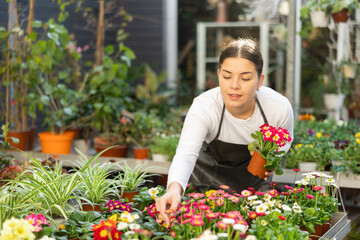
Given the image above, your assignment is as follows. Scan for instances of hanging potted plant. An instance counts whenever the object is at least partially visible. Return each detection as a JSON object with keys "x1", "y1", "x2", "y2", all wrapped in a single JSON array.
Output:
[{"x1": 329, "y1": 0, "x2": 359, "y2": 23}]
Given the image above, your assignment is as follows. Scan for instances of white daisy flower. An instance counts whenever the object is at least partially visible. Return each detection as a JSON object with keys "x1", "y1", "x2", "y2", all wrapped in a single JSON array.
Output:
[
  {"x1": 245, "y1": 235, "x2": 257, "y2": 240},
  {"x1": 256, "y1": 204, "x2": 268, "y2": 213},
  {"x1": 129, "y1": 223, "x2": 141, "y2": 230},
  {"x1": 252, "y1": 200, "x2": 263, "y2": 205},
  {"x1": 117, "y1": 222, "x2": 129, "y2": 231},
  {"x1": 222, "y1": 218, "x2": 235, "y2": 224},
  {"x1": 233, "y1": 224, "x2": 248, "y2": 233},
  {"x1": 217, "y1": 233, "x2": 229, "y2": 237},
  {"x1": 248, "y1": 195, "x2": 258, "y2": 201}
]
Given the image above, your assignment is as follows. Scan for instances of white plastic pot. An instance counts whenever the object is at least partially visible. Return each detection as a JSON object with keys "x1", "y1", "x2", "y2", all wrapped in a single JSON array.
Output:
[{"x1": 299, "y1": 162, "x2": 317, "y2": 172}]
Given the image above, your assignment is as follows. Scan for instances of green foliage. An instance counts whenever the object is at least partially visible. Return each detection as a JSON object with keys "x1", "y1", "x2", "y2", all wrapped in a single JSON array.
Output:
[
  {"x1": 0, "y1": 123, "x2": 15, "y2": 167},
  {"x1": 73, "y1": 147, "x2": 122, "y2": 205},
  {"x1": 127, "y1": 111, "x2": 163, "y2": 148},
  {"x1": 51, "y1": 210, "x2": 103, "y2": 240},
  {"x1": 81, "y1": 43, "x2": 135, "y2": 136},
  {"x1": 117, "y1": 161, "x2": 157, "y2": 193},
  {"x1": 149, "y1": 133, "x2": 179, "y2": 160}
]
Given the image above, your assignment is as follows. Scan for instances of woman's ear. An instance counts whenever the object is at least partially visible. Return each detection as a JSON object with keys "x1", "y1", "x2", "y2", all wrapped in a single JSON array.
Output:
[{"x1": 257, "y1": 74, "x2": 265, "y2": 90}]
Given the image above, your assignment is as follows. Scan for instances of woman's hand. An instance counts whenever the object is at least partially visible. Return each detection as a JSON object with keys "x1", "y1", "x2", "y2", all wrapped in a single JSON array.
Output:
[
  {"x1": 155, "y1": 182, "x2": 182, "y2": 225},
  {"x1": 265, "y1": 169, "x2": 274, "y2": 181}
]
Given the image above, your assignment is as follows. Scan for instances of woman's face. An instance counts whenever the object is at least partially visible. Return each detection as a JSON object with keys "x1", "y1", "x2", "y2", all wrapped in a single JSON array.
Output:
[{"x1": 218, "y1": 57, "x2": 264, "y2": 118}]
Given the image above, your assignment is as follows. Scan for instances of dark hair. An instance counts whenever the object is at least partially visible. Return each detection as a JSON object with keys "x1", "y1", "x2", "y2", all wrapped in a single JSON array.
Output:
[{"x1": 218, "y1": 38, "x2": 263, "y2": 78}]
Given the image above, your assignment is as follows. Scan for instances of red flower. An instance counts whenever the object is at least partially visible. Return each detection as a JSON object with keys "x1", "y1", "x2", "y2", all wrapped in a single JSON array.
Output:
[
  {"x1": 279, "y1": 215, "x2": 286, "y2": 221},
  {"x1": 313, "y1": 186, "x2": 323, "y2": 191},
  {"x1": 248, "y1": 211, "x2": 257, "y2": 220},
  {"x1": 293, "y1": 168, "x2": 300, "y2": 172}
]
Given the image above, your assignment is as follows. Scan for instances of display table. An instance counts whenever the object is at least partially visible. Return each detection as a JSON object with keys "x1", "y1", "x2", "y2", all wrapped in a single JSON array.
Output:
[{"x1": 8, "y1": 150, "x2": 171, "y2": 175}]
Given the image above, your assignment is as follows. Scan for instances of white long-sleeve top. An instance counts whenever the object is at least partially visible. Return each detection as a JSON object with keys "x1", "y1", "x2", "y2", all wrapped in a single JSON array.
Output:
[{"x1": 167, "y1": 86, "x2": 294, "y2": 192}]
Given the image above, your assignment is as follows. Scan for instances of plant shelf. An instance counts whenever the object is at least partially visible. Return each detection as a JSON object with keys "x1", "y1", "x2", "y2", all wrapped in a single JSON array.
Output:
[{"x1": 320, "y1": 212, "x2": 351, "y2": 240}]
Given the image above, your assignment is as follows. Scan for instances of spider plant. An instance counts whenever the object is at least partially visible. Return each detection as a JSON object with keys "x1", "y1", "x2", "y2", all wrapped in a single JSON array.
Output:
[
  {"x1": 0, "y1": 185, "x2": 37, "y2": 230},
  {"x1": 73, "y1": 148, "x2": 123, "y2": 208},
  {"x1": 8, "y1": 148, "x2": 110, "y2": 225},
  {"x1": 117, "y1": 161, "x2": 158, "y2": 195}
]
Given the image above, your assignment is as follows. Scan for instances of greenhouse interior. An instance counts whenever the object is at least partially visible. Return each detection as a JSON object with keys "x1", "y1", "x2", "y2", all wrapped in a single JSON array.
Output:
[{"x1": 1, "y1": 0, "x2": 360, "y2": 239}]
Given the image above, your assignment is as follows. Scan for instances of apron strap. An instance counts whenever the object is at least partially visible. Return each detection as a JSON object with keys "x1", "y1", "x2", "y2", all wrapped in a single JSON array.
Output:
[
  {"x1": 215, "y1": 97, "x2": 268, "y2": 140},
  {"x1": 214, "y1": 104, "x2": 226, "y2": 140},
  {"x1": 256, "y1": 97, "x2": 269, "y2": 124}
]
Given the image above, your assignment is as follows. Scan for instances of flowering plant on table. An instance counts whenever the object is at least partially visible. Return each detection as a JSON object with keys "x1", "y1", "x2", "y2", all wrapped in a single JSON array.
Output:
[{"x1": 248, "y1": 123, "x2": 292, "y2": 175}]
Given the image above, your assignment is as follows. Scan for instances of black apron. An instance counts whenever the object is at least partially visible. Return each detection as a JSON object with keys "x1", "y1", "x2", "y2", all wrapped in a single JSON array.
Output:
[{"x1": 189, "y1": 98, "x2": 271, "y2": 193}]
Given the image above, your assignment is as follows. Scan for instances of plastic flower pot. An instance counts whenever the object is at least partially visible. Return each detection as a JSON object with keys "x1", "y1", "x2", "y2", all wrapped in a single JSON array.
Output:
[
  {"x1": 8, "y1": 130, "x2": 29, "y2": 151},
  {"x1": 122, "y1": 191, "x2": 139, "y2": 202},
  {"x1": 133, "y1": 147, "x2": 149, "y2": 159},
  {"x1": 247, "y1": 150, "x2": 266, "y2": 179},
  {"x1": 310, "y1": 11, "x2": 328, "y2": 28},
  {"x1": 95, "y1": 145, "x2": 128, "y2": 158},
  {"x1": 299, "y1": 162, "x2": 317, "y2": 172},
  {"x1": 38, "y1": 131, "x2": 75, "y2": 154},
  {"x1": 331, "y1": 9, "x2": 349, "y2": 23}
]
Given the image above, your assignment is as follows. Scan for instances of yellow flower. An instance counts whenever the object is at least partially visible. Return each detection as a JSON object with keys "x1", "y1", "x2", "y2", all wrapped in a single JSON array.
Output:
[
  {"x1": 58, "y1": 224, "x2": 65, "y2": 230},
  {"x1": 108, "y1": 214, "x2": 118, "y2": 222},
  {"x1": 355, "y1": 132, "x2": 360, "y2": 138},
  {"x1": 205, "y1": 190, "x2": 217, "y2": 197},
  {"x1": 316, "y1": 132, "x2": 322, "y2": 138},
  {"x1": 295, "y1": 144, "x2": 303, "y2": 149},
  {"x1": 356, "y1": 138, "x2": 360, "y2": 144}
]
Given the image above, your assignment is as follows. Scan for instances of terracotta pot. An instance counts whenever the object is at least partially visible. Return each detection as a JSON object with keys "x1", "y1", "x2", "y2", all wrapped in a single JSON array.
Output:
[
  {"x1": 122, "y1": 191, "x2": 139, "y2": 202},
  {"x1": 247, "y1": 150, "x2": 266, "y2": 179},
  {"x1": 133, "y1": 147, "x2": 149, "y2": 159},
  {"x1": 27, "y1": 127, "x2": 36, "y2": 151},
  {"x1": 331, "y1": 8, "x2": 349, "y2": 23},
  {"x1": 321, "y1": 217, "x2": 332, "y2": 235},
  {"x1": 300, "y1": 224, "x2": 323, "y2": 240},
  {"x1": 96, "y1": 145, "x2": 128, "y2": 158},
  {"x1": 8, "y1": 130, "x2": 29, "y2": 150},
  {"x1": 38, "y1": 131, "x2": 75, "y2": 154},
  {"x1": 81, "y1": 204, "x2": 103, "y2": 212}
]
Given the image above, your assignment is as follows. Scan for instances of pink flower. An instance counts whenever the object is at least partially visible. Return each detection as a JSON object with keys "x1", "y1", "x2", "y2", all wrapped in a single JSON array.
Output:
[
  {"x1": 216, "y1": 198, "x2": 224, "y2": 206},
  {"x1": 191, "y1": 219, "x2": 204, "y2": 226},
  {"x1": 268, "y1": 189, "x2": 278, "y2": 197},
  {"x1": 293, "y1": 168, "x2": 300, "y2": 172},
  {"x1": 226, "y1": 211, "x2": 242, "y2": 219},
  {"x1": 284, "y1": 185, "x2": 293, "y2": 190},
  {"x1": 83, "y1": 44, "x2": 90, "y2": 51},
  {"x1": 306, "y1": 194, "x2": 314, "y2": 199},
  {"x1": 216, "y1": 221, "x2": 227, "y2": 229},
  {"x1": 76, "y1": 46, "x2": 82, "y2": 53},
  {"x1": 170, "y1": 231, "x2": 176, "y2": 237},
  {"x1": 32, "y1": 224, "x2": 42, "y2": 232},
  {"x1": 313, "y1": 186, "x2": 323, "y2": 191},
  {"x1": 199, "y1": 203, "x2": 210, "y2": 211},
  {"x1": 220, "y1": 185, "x2": 230, "y2": 189},
  {"x1": 229, "y1": 196, "x2": 239, "y2": 203},
  {"x1": 248, "y1": 211, "x2": 257, "y2": 220},
  {"x1": 241, "y1": 189, "x2": 252, "y2": 197},
  {"x1": 206, "y1": 212, "x2": 218, "y2": 221},
  {"x1": 255, "y1": 191, "x2": 265, "y2": 196}
]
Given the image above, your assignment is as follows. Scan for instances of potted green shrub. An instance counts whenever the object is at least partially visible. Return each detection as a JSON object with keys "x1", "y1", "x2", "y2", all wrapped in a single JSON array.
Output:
[
  {"x1": 149, "y1": 133, "x2": 179, "y2": 162},
  {"x1": 24, "y1": 19, "x2": 86, "y2": 154},
  {"x1": 127, "y1": 110, "x2": 162, "y2": 159},
  {"x1": 329, "y1": 0, "x2": 360, "y2": 22}
]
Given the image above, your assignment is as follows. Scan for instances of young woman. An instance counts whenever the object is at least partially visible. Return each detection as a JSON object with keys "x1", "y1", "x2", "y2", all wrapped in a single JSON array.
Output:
[{"x1": 156, "y1": 38, "x2": 294, "y2": 224}]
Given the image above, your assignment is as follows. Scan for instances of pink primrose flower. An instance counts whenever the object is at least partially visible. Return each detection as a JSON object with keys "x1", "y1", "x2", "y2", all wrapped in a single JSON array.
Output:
[
  {"x1": 306, "y1": 194, "x2": 314, "y2": 199},
  {"x1": 216, "y1": 221, "x2": 227, "y2": 230},
  {"x1": 241, "y1": 189, "x2": 252, "y2": 197},
  {"x1": 216, "y1": 198, "x2": 224, "y2": 207},
  {"x1": 313, "y1": 186, "x2": 323, "y2": 191},
  {"x1": 268, "y1": 189, "x2": 278, "y2": 197},
  {"x1": 191, "y1": 219, "x2": 204, "y2": 227},
  {"x1": 32, "y1": 224, "x2": 42, "y2": 232}
]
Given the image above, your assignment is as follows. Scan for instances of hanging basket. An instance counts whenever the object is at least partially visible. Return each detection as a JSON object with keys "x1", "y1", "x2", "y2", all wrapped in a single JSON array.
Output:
[
  {"x1": 310, "y1": 11, "x2": 328, "y2": 28},
  {"x1": 247, "y1": 150, "x2": 266, "y2": 179},
  {"x1": 331, "y1": 8, "x2": 349, "y2": 23}
]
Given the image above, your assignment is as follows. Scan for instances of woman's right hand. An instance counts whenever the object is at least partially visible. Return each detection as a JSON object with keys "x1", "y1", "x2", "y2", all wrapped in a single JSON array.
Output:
[{"x1": 155, "y1": 182, "x2": 182, "y2": 225}]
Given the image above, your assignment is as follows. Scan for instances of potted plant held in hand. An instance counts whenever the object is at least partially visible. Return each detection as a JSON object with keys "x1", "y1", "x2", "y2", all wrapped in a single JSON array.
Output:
[{"x1": 247, "y1": 124, "x2": 292, "y2": 178}]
